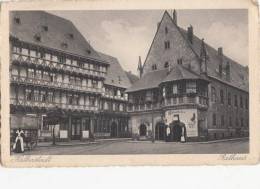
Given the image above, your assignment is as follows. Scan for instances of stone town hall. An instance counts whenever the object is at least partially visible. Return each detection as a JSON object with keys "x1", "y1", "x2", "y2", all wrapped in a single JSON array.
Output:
[
  {"x1": 9, "y1": 10, "x2": 249, "y2": 142},
  {"x1": 126, "y1": 10, "x2": 249, "y2": 141}
]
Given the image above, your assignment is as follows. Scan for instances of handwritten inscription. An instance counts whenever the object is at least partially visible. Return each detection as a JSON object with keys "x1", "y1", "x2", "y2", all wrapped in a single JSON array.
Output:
[
  {"x1": 12, "y1": 155, "x2": 52, "y2": 163},
  {"x1": 220, "y1": 154, "x2": 247, "y2": 161}
]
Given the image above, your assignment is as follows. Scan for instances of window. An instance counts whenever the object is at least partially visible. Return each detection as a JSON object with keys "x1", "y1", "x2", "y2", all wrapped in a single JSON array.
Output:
[
  {"x1": 213, "y1": 113, "x2": 216, "y2": 126},
  {"x1": 235, "y1": 117, "x2": 239, "y2": 127},
  {"x1": 12, "y1": 46, "x2": 21, "y2": 53},
  {"x1": 25, "y1": 89, "x2": 32, "y2": 101},
  {"x1": 92, "y1": 80, "x2": 98, "y2": 88},
  {"x1": 40, "y1": 91, "x2": 47, "y2": 102},
  {"x1": 221, "y1": 115, "x2": 225, "y2": 127},
  {"x1": 34, "y1": 34, "x2": 41, "y2": 42},
  {"x1": 90, "y1": 97, "x2": 95, "y2": 106},
  {"x1": 234, "y1": 95, "x2": 238, "y2": 107},
  {"x1": 172, "y1": 84, "x2": 178, "y2": 95},
  {"x1": 227, "y1": 92, "x2": 231, "y2": 105},
  {"x1": 61, "y1": 42, "x2": 68, "y2": 49},
  {"x1": 241, "y1": 118, "x2": 244, "y2": 127},
  {"x1": 152, "y1": 64, "x2": 157, "y2": 70},
  {"x1": 164, "y1": 62, "x2": 169, "y2": 68},
  {"x1": 165, "y1": 27, "x2": 168, "y2": 34},
  {"x1": 240, "y1": 96, "x2": 243, "y2": 108},
  {"x1": 48, "y1": 91, "x2": 54, "y2": 102},
  {"x1": 220, "y1": 89, "x2": 224, "y2": 104},
  {"x1": 34, "y1": 90, "x2": 39, "y2": 101},
  {"x1": 229, "y1": 116, "x2": 232, "y2": 127},
  {"x1": 14, "y1": 17, "x2": 21, "y2": 24},
  {"x1": 35, "y1": 70, "x2": 42, "y2": 79},
  {"x1": 177, "y1": 58, "x2": 183, "y2": 65},
  {"x1": 211, "y1": 87, "x2": 216, "y2": 102},
  {"x1": 68, "y1": 33, "x2": 74, "y2": 39},
  {"x1": 42, "y1": 71, "x2": 49, "y2": 81},
  {"x1": 42, "y1": 25, "x2": 48, "y2": 32},
  {"x1": 186, "y1": 81, "x2": 196, "y2": 94},
  {"x1": 28, "y1": 68, "x2": 35, "y2": 78},
  {"x1": 68, "y1": 94, "x2": 73, "y2": 105},
  {"x1": 58, "y1": 56, "x2": 66, "y2": 64},
  {"x1": 164, "y1": 41, "x2": 170, "y2": 49}
]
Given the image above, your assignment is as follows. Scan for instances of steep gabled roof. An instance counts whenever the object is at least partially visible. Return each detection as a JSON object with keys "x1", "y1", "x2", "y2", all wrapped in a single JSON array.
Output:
[
  {"x1": 162, "y1": 64, "x2": 205, "y2": 83},
  {"x1": 129, "y1": 10, "x2": 248, "y2": 93},
  {"x1": 126, "y1": 69, "x2": 168, "y2": 92},
  {"x1": 10, "y1": 11, "x2": 103, "y2": 61},
  {"x1": 125, "y1": 71, "x2": 139, "y2": 84},
  {"x1": 179, "y1": 28, "x2": 249, "y2": 91},
  {"x1": 98, "y1": 52, "x2": 131, "y2": 89}
]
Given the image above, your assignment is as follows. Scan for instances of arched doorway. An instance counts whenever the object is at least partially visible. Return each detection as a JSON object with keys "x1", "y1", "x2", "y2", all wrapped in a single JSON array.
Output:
[
  {"x1": 171, "y1": 121, "x2": 186, "y2": 142},
  {"x1": 155, "y1": 122, "x2": 166, "y2": 140},
  {"x1": 139, "y1": 124, "x2": 147, "y2": 136},
  {"x1": 110, "y1": 122, "x2": 117, "y2": 137}
]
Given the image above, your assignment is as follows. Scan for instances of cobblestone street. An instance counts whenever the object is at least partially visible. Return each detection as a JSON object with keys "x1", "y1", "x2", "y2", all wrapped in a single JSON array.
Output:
[{"x1": 17, "y1": 138, "x2": 249, "y2": 155}]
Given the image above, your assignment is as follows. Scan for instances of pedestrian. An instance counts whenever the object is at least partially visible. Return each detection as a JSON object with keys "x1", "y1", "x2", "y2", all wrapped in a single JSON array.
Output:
[{"x1": 13, "y1": 128, "x2": 25, "y2": 153}]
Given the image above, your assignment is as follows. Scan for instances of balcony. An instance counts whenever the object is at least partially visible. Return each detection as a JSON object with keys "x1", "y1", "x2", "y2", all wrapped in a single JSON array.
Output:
[
  {"x1": 10, "y1": 98, "x2": 99, "y2": 112},
  {"x1": 162, "y1": 95, "x2": 208, "y2": 109},
  {"x1": 102, "y1": 93, "x2": 128, "y2": 101},
  {"x1": 10, "y1": 75, "x2": 102, "y2": 94},
  {"x1": 11, "y1": 52, "x2": 106, "y2": 78},
  {"x1": 127, "y1": 95, "x2": 208, "y2": 112}
]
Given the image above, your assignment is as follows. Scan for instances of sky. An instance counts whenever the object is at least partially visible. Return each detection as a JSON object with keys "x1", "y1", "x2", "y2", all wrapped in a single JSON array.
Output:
[{"x1": 50, "y1": 9, "x2": 248, "y2": 75}]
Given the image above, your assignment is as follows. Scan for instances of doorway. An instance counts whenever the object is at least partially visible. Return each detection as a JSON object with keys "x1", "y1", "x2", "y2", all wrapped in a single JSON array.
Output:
[
  {"x1": 139, "y1": 124, "x2": 147, "y2": 136},
  {"x1": 71, "y1": 118, "x2": 81, "y2": 140},
  {"x1": 110, "y1": 122, "x2": 118, "y2": 137},
  {"x1": 155, "y1": 122, "x2": 166, "y2": 140}
]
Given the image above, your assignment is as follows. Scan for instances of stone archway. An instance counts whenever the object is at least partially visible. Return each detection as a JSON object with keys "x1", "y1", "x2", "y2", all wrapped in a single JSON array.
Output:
[{"x1": 139, "y1": 124, "x2": 147, "y2": 136}]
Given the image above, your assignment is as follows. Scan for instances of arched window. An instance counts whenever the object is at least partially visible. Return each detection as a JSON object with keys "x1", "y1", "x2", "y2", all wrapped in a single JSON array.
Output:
[{"x1": 165, "y1": 27, "x2": 168, "y2": 34}]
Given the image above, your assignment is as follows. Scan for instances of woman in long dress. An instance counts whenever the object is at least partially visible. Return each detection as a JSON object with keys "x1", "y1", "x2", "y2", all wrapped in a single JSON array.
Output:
[{"x1": 13, "y1": 128, "x2": 25, "y2": 153}]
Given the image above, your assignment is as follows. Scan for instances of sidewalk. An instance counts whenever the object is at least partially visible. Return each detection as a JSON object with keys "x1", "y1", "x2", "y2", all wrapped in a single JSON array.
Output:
[
  {"x1": 37, "y1": 138, "x2": 132, "y2": 147},
  {"x1": 127, "y1": 137, "x2": 249, "y2": 144}
]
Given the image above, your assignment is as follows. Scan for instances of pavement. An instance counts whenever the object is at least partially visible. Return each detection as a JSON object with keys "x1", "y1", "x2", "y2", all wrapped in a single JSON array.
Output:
[{"x1": 17, "y1": 137, "x2": 249, "y2": 155}]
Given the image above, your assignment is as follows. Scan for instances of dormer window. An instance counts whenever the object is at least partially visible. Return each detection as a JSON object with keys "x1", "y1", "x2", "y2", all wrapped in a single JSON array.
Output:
[
  {"x1": 164, "y1": 62, "x2": 169, "y2": 68},
  {"x1": 14, "y1": 17, "x2": 21, "y2": 24},
  {"x1": 34, "y1": 34, "x2": 41, "y2": 42},
  {"x1": 42, "y1": 25, "x2": 48, "y2": 32},
  {"x1": 165, "y1": 27, "x2": 168, "y2": 34},
  {"x1": 68, "y1": 33, "x2": 74, "y2": 39},
  {"x1": 86, "y1": 49, "x2": 91, "y2": 54},
  {"x1": 61, "y1": 42, "x2": 68, "y2": 49},
  {"x1": 177, "y1": 58, "x2": 182, "y2": 65},
  {"x1": 164, "y1": 41, "x2": 170, "y2": 49},
  {"x1": 152, "y1": 64, "x2": 157, "y2": 70}
]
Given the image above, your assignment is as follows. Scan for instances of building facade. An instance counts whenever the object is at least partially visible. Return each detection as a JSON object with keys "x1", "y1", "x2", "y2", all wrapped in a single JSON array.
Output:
[
  {"x1": 10, "y1": 11, "x2": 131, "y2": 141},
  {"x1": 126, "y1": 11, "x2": 249, "y2": 141}
]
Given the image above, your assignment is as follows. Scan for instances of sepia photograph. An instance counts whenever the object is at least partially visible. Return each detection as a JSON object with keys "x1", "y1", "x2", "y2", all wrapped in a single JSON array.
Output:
[
  {"x1": 0, "y1": 0, "x2": 259, "y2": 167},
  {"x1": 8, "y1": 9, "x2": 249, "y2": 155}
]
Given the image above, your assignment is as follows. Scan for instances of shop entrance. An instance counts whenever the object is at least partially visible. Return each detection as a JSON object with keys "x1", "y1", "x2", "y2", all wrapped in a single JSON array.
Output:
[
  {"x1": 71, "y1": 118, "x2": 81, "y2": 140},
  {"x1": 110, "y1": 122, "x2": 118, "y2": 137},
  {"x1": 139, "y1": 124, "x2": 147, "y2": 136},
  {"x1": 155, "y1": 122, "x2": 166, "y2": 140}
]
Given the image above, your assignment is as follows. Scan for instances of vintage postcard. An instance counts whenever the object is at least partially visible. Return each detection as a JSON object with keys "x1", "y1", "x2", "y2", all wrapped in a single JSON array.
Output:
[{"x1": 0, "y1": 0, "x2": 259, "y2": 167}]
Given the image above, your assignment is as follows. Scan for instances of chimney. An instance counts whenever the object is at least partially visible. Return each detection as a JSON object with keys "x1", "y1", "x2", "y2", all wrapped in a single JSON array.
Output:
[
  {"x1": 137, "y1": 56, "x2": 143, "y2": 78},
  {"x1": 173, "y1": 9, "x2": 177, "y2": 25},
  {"x1": 187, "y1": 25, "x2": 193, "y2": 44},
  {"x1": 218, "y1": 47, "x2": 223, "y2": 77},
  {"x1": 226, "y1": 61, "x2": 230, "y2": 81}
]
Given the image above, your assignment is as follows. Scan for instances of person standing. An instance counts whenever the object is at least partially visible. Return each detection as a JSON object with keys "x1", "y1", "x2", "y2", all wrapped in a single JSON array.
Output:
[{"x1": 13, "y1": 128, "x2": 25, "y2": 153}]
